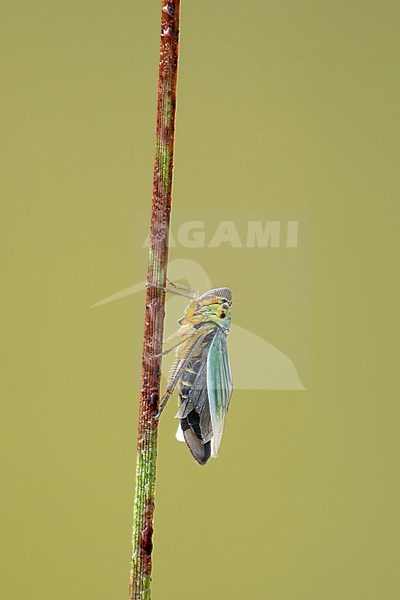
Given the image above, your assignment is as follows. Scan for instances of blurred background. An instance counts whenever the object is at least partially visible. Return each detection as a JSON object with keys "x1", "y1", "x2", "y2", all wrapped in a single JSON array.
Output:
[{"x1": 1, "y1": 1, "x2": 399, "y2": 598}]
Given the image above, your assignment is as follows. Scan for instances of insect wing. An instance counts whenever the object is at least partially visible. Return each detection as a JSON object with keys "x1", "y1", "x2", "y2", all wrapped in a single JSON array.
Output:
[
  {"x1": 175, "y1": 345, "x2": 213, "y2": 465},
  {"x1": 161, "y1": 330, "x2": 211, "y2": 413},
  {"x1": 207, "y1": 330, "x2": 233, "y2": 457}
]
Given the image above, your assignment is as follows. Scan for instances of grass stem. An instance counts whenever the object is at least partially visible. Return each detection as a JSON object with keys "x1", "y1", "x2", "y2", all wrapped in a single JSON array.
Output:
[{"x1": 128, "y1": 2, "x2": 181, "y2": 598}]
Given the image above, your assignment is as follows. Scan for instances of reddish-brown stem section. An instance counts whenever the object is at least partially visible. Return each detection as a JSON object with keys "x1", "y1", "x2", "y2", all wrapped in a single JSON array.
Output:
[{"x1": 129, "y1": 2, "x2": 181, "y2": 599}]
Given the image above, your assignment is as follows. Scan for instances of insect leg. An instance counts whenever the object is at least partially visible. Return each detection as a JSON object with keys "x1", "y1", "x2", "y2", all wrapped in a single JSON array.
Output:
[
  {"x1": 147, "y1": 337, "x2": 187, "y2": 358},
  {"x1": 156, "y1": 389, "x2": 175, "y2": 419},
  {"x1": 163, "y1": 328, "x2": 181, "y2": 345},
  {"x1": 146, "y1": 281, "x2": 194, "y2": 300},
  {"x1": 155, "y1": 334, "x2": 206, "y2": 418},
  {"x1": 166, "y1": 278, "x2": 199, "y2": 299}
]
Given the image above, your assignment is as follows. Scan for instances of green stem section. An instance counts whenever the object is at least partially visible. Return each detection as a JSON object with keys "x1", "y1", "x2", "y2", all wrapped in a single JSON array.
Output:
[{"x1": 129, "y1": 2, "x2": 181, "y2": 600}]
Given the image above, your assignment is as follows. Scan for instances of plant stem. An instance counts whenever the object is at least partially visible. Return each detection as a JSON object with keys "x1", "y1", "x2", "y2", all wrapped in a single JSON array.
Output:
[{"x1": 128, "y1": 2, "x2": 181, "y2": 599}]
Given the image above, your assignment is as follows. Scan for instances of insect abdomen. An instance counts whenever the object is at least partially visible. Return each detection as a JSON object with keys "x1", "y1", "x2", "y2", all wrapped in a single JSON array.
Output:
[{"x1": 178, "y1": 359, "x2": 212, "y2": 465}]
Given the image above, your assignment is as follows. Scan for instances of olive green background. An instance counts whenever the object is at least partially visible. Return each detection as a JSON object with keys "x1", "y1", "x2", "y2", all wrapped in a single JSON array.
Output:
[{"x1": 2, "y1": 1, "x2": 399, "y2": 599}]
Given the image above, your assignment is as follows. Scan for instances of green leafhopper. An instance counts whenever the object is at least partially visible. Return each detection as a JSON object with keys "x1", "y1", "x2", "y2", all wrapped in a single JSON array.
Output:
[{"x1": 155, "y1": 284, "x2": 233, "y2": 465}]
